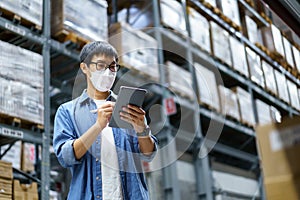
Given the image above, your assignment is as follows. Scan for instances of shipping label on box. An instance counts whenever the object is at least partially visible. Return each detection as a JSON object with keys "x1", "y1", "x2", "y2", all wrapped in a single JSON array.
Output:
[
  {"x1": 220, "y1": 0, "x2": 241, "y2": 26},
  {"x1": 188, "y1": 7, "x2": 211, "y2": 53},
  {"x1": 195, "y1": 62, "x2": 220, "y2": 112},
  {"x1": 246, "y1": 47, "x2": 264, "y2": 87},
  {"x1": 229, "y1": 36, "x2": 248, "y2": 77},
  {"x1": 262, "y1": 60, "x2": 277, "y2": 95}
]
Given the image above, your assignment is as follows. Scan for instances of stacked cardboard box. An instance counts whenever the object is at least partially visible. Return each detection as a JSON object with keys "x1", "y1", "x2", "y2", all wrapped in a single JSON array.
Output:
[
  {"x1": 0, "y1": 141, "x2": 22, "y2": 170},
  {"x1": 218, "y1": 0, "x2": 241, "y2": 27},
  {"x1": 229, "y1": 36, "x2": 249, "y2": 77},
  {"x1": 210, "y1": 22, "x2": 232, "y2": 66},
  {"x1": 0, "y1": 0, "x2": 43, "y2": 28},
  {"x1": 256, "y1": 116, "x2": 300, "y2": 200},
  {"x1": 13, "y1": 180, "x2": 38, "y2": 200},
  {"x1": 274, "y1": 70, "x2": 290, "y2": 104},
  {"x1": 165, "y1": 61, "x2": 194, "y2": 100},
  {"x1": 109, "y1": 22, "x2": 159, "y2": 80},
  {"x1": 242, "y1": 15, "x2": 260, "y2": 44},
  {"x1": 261, "y1": 60, "x2": 277, "y2": 95},
  {"x1": 194, "y1": 63, "x2": 220, "y2": 112},
  {"x1": 159, "y1": 0, "x2": 187, "y2": 35},
  {"x1": 255, "y1": 99, "x2": 272, "y2": 125},
  {"x1": 233, "y1": 87, "x2": 255, "y2": 126},
  {"x1": 286, "y1": 80, "x2": 300, "y2": 111},
  {"x1": 51, "y1": 0, "x2": 108, "y2": 41},
  {"x1": 261, "y1": 24, "x2": 285, "y2": 56},
  {"x1": 0, "y1": 160, "x2": 13, "y2": 199},
  {"x1": 282, "y1": 37, "x2": 295, "y2": 67},
  {"x1": 218, "y1": 86, "x2": 240, "y2": 121},
  {"x1": 188, "y1": 7, "x2": 211, "y2": 53},
  {"x1": 246, "y1": 47, "x2": 265, "y2": 88},
  {"x1": 21, "y1": 143, "x2": 36, "y2": 173},
  {"x1": 293, "y1": 46, "x2": 300, "y2": 72}
]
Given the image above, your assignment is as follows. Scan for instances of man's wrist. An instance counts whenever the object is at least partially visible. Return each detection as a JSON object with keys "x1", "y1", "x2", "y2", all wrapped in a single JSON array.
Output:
[{"x1": 137, "y1": 125, "x2": 151, "y2": 137}]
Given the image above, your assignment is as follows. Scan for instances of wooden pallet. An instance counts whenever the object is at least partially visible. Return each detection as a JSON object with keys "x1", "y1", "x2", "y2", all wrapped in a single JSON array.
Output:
[
  {"x1": 0, "y1": 113, "x2": 44, "y2": 131},
  {"x1": 220, "y1": 14, "x2": 242, "y2": 32},
  {"x1": 161, "y1": 22, "x2": 188, "y2": 39},
  {"x1": 199, "y1": 100, "x2": 220, "y2": 113},
  {"x1": 240, "y1": 120, "x2": 254, "y2": 129},
  {"x1": 265, "y1": 88, "x2": 278, "y2": 98},
  {"x1": 259, "y1": 12, "x2": 272, "y2": 24},
  {"x1": 53, "y1": 29, "x2": 91, "y2": 49},
  {"x1": 0, "y1": 7, "x2": 41, "y2": 31},
  {"x1": 168, "y1": 86, "x2": 195, "y2": 101},
  {"x1": 255, "y1": 42, "x2": 271, "y2": 56},
  {"x1": 245, "y1": 0, "x2": 255, "y2": 8}
]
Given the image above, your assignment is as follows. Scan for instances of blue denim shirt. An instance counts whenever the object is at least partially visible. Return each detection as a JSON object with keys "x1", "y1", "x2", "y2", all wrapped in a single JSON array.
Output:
[{"x1": 53, "y1": 90, "x2": 158, "y2": 200}]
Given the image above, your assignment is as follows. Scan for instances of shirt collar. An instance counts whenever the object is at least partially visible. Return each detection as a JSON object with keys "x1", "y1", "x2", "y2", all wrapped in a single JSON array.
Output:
[{"x1": 78, "y1": 89, "x2": 117, "y2": 105}]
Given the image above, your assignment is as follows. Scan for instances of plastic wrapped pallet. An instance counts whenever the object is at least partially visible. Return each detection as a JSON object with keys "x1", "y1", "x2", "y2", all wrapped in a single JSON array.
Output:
[
  {"x1": 210, "y1": 22, "x2": 232, "y2": 66},
  {"x1": 51, "y1": 0, "x2": 108, "y2": 41},
  {"x1": 274, "y1": 70, "x2": 290, "y2": 104},
  {"x1": 232, "y1": 87, "x2": 255, "y2": 126},
  {"x1": 218, "y1": 0, "x2": 241, "y2": 26},
  {"x1": 194, "y1": 63, "x2": 220, "y2": 112},
  {"x1": 261, "y1": 24, "x2": 285, "y2": 56},
  {"x1": 109, "y1": 22, "x2": 159, "y2": 80},
  {"x1": 283, "y1": 37, "x2": 295, "y2": 67},
  {"x1": 255, "y1": 99, "x2": 271, "y2": 125},
  {"x1": 218, "y1": 85, "x2": 240, "y2": 121},
  {"x1": 188, "y1": 7, "x2": 210, "y2": 53},
  {"x1": 0, "y1": 77, "x2": 44, "y2": 125},
  {"x1": 165, "y1": 61, "x2": 194, "y2": 100},
  {"x1": 242, "y1": 15, "x2": 260, "y2": 44},
  {"x1": 286, "y1": 80, "x2": 300, "y2": 111},
  {"x1": 261, "y1": 60, "x2": 277, "y2": 95},
  {"x1": 292, "y1": 46, "x2": 300, "y2": 72},
  {"x1": 0, "y1": 40, "x2": 43, "y2": 88},
  {"x1": 160, "y1": 0, "x2": 187, "y2": 35},
  {"x1": 0, "y1": 0, "x2": 43, "y2": 28},
  {"x1": 246, "y1": 47, "x2": 265, "y2": 87},
  {"x1": 229, "y1": 36, "x2": 249, "y2": 77}
]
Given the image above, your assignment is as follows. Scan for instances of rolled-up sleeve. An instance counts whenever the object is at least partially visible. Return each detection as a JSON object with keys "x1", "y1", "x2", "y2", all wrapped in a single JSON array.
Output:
[{"x1": 53, "y1": 105, "x2": 82, "y2": 168}]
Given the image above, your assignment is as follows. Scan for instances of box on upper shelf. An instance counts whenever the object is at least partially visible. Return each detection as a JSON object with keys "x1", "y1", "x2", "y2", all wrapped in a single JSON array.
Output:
[
  {"x1": 283, "y1": 36, "x2": 296, "y2": 68},
  {"x1": 218, "y1": 85, "x2": 240, "y2": 121},
  {"x1": 274, "y1": 70, "x2": 290, "y2": 104},
  {"x1": 286, "y1": 80, "x2": 300, "y2": 111},
  {"x1": 109, "y1": 22, "x2": 159, "y2": 81},
  {"x1": 0, "y1": 0, "x2": 43, "y2": 29},
  {"x1": 188, "y1": 7, "x2": 211, "y2": 53},
  {"x1": 232, "y1": 87, "x2": 255, "y2": 126},
  {"x1": 165, "y1": 61, "x2": 195, "y2": 100},
  {"x1": 246, "y1": 47, "x2": 265, "y2": 88},
  {"x1": 51, "y1": 0, "x2": 108, "y2": 42},
  {"x1": 292, "y1": 46, "x2": 300, "y2": 73},
  {"x1": 229, "y1": 36, "x2": 249, "y2": 78},
  {"x1": 261, "y1": 60, "x2": 277, "y2": 96},
  {"x1": 217, "y1": 0, "x2": 241, "y2": 27},
  {"x1": 242, "y1": 15, "x2": 261, "y2": 45},
  {"x1": 194, "y1": 62, "x2": 220, "y2": 112},
  {"x1": 159, "y1": 0, "x2": 187, "y2": 36},
  {"x1": 210, "y1": 21, "x2": 232, "y2": 67}
]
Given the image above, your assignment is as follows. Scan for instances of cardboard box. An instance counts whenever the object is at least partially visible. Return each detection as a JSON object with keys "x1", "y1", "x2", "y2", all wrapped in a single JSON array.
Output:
[
  {"x1": 232, "y1": 87, "x2": 255, "y2": 126},
  {"x1": 229, "y1": 36, "x2": 249, "y2": 77},
  {"x1": 188, "y1": 7, "x2": 211, "y2": 53},
  {"x1": 255, "y1": 99, "x2": 271, "y2": 125},
  {"x1": 287, "y1": 80, "x2": 300, "y2": 110},
  {"x1": 210, "y1": 22, "x2": 232, "y2": 67},
  {"x1": 261, "y1": 24, "x2": 285, "y2": 56},
  {"x1": 261, "y1": 60, "x2": 277, "y2": 95},
  {"x1": 265, "y1": 175, "x2": 300, "y2": 200},
  {"x1": 219, "y1": 0, "x2": 241, "y2": 26},
  {"x1": 246, "y1": 47, "x2": 265, "y2": 87},
  {"x1": 256, "y1": 116, "x2": 300, "y2": 177},
  {"x1": 283, "y1": 37, "x2": 295, "y2": 67},
  {"x1": 0, "y1": 178, "x2": 12, "y2": 197},
  {"x1": 0, "y1": 141, "x2": 22, "y2": 169},
  {"x1": 274, "y1": 70, "x2": 290, "y2": 104},
  {"x1": 160, "y1": 0, "x2": 187, "y2": 35},
  {"x1": 51, "y1": 0, "x2": 108, "y2": 41},
  {"x1": 21, "y1": 143, "x2": 36, "y2": 172},
  {"x1": 243, "y1": 15, "x2": 260, "y2": 44},
  {"x1": 0, "y1": 160, "x2": 13, "y2": 180},
  {"x1": 165, "y1": 61, "x2": 194, "y2": 100},
  {"x1": 293, "y1": 46, "x2": 300, "y2": 72},
  {"x1": 13, "y1": 180, "x2": 38, "y2": 200},
  {"x1": 218, "y1": 86, "x2": 240, "y2": 121},
  {"x1": 194, "y1": 62, "x2": 220, "y2": 112},
  {"x1": 109, "y1": 22, "x2": 159, "y2": 81}
]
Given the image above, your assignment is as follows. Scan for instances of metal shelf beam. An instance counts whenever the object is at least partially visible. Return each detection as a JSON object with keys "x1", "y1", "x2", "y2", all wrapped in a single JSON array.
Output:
[{"x1": 238, "y1": 0, "x2": 269, "y2": 26}]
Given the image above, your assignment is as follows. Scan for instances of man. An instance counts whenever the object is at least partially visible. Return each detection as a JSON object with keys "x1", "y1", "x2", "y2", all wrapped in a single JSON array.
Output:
[{"x1": 53, "y1": 41, "x2": 158, "y2": 200}]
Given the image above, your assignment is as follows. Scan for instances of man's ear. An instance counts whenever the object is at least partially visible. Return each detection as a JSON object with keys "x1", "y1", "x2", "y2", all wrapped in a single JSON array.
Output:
[{"x1": 80, "y1": 62, "x2": 88, "y2": 74}]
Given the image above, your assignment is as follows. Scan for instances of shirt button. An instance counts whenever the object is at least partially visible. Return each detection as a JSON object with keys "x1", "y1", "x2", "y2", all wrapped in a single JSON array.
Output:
[
  {"x1": 96, "y1": 158, "x2": 99, "y2": 162},
  {"x1": 96, "y1": 195, "x2": 100, "y2": 199},
  {"x1": 96, "y1": 176, "x2": 99, "y2": 180}
]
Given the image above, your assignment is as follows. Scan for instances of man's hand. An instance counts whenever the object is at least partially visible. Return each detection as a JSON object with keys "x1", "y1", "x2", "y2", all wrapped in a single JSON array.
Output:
[
  {"x1": 96, "y1": 102, "x2": 115, "y2": 129},
  {"x1": 119, "y1": 104, "x2": 146, "y2": 133}
]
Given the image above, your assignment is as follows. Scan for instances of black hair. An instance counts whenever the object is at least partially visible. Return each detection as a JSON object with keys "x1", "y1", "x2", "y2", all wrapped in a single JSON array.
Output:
[{"x1": 79, "y1": 41, "x2": 118, "y2": 64}]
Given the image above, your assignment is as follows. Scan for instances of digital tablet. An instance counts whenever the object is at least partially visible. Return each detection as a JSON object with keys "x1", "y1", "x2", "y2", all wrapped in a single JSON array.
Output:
[{"x1": 108, "y1": 86, "x2": 147, "y2": 129}]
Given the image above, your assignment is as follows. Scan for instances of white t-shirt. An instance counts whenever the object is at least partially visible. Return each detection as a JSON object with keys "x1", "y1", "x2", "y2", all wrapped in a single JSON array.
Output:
[{"x1": 94, "y1": 99, "x2": 123, "y2": 200}]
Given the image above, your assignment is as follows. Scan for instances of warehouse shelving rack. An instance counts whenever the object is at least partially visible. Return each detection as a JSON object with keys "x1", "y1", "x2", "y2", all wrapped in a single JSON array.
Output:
[{"x1": 0, "y1": 0, "x2": 298, "y2": 199}]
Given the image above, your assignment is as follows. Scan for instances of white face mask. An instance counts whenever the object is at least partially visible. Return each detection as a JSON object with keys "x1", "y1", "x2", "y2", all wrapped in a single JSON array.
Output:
[{"x1": 90, "y1": 69, "x2": 116, "y2": 92}]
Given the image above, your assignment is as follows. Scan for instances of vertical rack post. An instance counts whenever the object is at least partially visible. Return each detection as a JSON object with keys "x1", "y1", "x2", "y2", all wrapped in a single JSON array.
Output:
[{"x1": 41, "y1": 0, "x2": 51, "y2": 199}]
